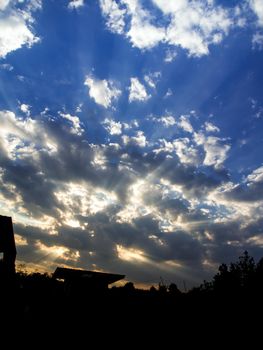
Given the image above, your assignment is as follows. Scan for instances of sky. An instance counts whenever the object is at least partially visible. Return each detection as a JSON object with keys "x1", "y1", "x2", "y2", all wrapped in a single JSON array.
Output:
[{"x1": 0, "y1": 0, "x2": 263, "y2": 289}]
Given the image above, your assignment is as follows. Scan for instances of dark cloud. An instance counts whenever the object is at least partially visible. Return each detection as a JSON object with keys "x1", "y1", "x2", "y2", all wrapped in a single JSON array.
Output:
[
  {"x1": 224, "y1": 181, "x2": 263, "y2": 202},
  {"x1": 0, "y1": 111, "x2": 262, "y2": 288}
]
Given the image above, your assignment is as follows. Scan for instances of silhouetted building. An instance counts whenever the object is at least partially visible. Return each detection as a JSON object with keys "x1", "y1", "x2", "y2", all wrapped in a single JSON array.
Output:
[
  {"x1": 0, "y1": 215, "x2": 16, "y2": 276},
  {"x1": 53, "y1": 267, "x2": 125, "y2": 296}
]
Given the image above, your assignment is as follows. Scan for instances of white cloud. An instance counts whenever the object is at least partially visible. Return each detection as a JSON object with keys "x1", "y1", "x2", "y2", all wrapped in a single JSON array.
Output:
[
  {"x1": 144, "y1": 71, "x2": 161, "y2": 89},
  {"x1": 84, "y1": 75, "x2": 121, "y2": 108},
  {"x1": 157, "y1": 138, "x2": 200, "y2": 165},
  {"x1": 172, "y1": 138, "x2": 199, "y2": 165},
  {"x1": 194, "y1": 132, "x2": 230, "y2": 168},
  {"x1": 123, "y1": 0, "x2": 166, "y2": 50},
  {"x1": 99, "y1": 0, "x2": 234, "y2": 56},
  {"x1": 99, "y1": 0, "x2": 126, "y2": 34},
  {"x1": 0, "y1": 110, "x2": 43, "y2": 160},
  {"x1": 20, "y1": 103, "x2": 31, "y2": 117},
  {"x1": 68, "y1": 0, "x2": 84, "y2": 9},
  {"x1": 164, "y1": 1, "x2": 232, "y2": 57},
  {"x1": 252, "y1": 32, "x2": 263, "y2": 49},
  {"x1": 27, "y1": 0, "x2": 42, "y2": 11},
  {"x1": 246, "y1": 166, "x2": 263, "y2": 183},
  {"x1": 164, "y1": 49, "x2": 177, "y2": 63},
  {"x1": 0, "y1": 0, "x2": 10, "y2": 11},
  {"x1": 178, "y1": 115, "x2": 193, "y2": 133},
  {"x1": 0, "y1": 2, "x2": 40, "y2": 58},
  {"x1": 0, "y1": 63, "x2": 13, "y2": 71},
  {"x1": 60, "y1": 112, "x2": 84, "y2": 136},
  {"x1": 103, "y1": 118, "x2": 122, "y2": 135},
  {"x1": 122, "y1": 130, "x2": 147, "y2": 147},
  {"x1": 127, "y1": 17, "x2": 165, "y2": 50},
  {"x1": 160, "y1": 115, "x2": 176, "y2": 127},
  {"x1": 152, "y1": 0, "x2": 187, "y2": 14},
  {"x1": 164, "y1": 89, "x2": 173, "y2": 98},
  {"x1": 204, "y1": 122, "x2": 220, "y2": 133},
  {"x1": 249, "y1": 0, "x2": 263, "y2": 26},
  {"x1": 128, "y1": 77, "x2": 150, "y2": 102}
]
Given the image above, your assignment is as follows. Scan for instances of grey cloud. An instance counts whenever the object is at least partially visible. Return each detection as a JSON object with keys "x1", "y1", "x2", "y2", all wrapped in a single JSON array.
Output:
[{"x1": 225, "y1": 181, "x2": 263, "y2": 202}]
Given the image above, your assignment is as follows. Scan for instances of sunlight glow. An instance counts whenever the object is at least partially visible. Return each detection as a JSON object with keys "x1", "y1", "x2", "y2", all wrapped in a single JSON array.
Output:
[
  {"x1": 36, "y1": 241, "x2": 80, "y2": 262},
  {"x1": 116, "y1": 244, "x2": 147, "y2": 263},
  {"x1": 55, "y1": 182, "x2": 118, "y2": 219}
]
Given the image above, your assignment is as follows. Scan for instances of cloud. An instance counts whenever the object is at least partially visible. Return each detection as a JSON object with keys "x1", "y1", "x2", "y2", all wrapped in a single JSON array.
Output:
[
  {"x1": 128, "y1": 77, "x2": 150, "y2": 102},
  {"x1": 204, "y1": 122, "x2": 220, "y2": 133},
  {"x1": 162, "y1": 138, "x2": 200, "y2": 166},
  {"x1": 193, "y1": 132, "x2": 230, "y2": 169},
  {"x1": 84, "y1": 75, "x2": 121, "y2": 108},
  {"x1": 103, "y1": 118, "x2": 122, "y2": 135},
  {"x1": 99, "y1": 1, "x2": 263, "y2": 57},
  {"x1": 0, "y1": 63, "x2": 13, "y2": 71},
  {"x1": 122, "y1": 130, "x2": 147, "y2": 147},
  {"x1": 20, "y1": 103, "x2": 31, "y2": 117},
  {"x1": 124, "y1": 0, "x2": 166, "y2": 50},
  {"x1": 157, "y1": 115, "x2": 176, "y2": 127},
  {"x1": 0, "y1": 108, "x2": 262, "y2": 287},
  {"x1": 178, "y1": 115, "x2": 194, "y2": 133},
  {"x1": 249, "y1": 0, "x2": 263, "y2": 26},
  {"x1": 99, "y1": 0, "x2": 235, "y2": 56},
  {"x1": 247, "y1": 165, "x2": 263, "y2": 183},
  {"x1": 164, "y1": 49, "x2": 177, "y2": 63},
  {"x1": 252, "y1": 32, "x2": 263, "y2": 49},
  {"x1": 0, "y1": 0, "x2": 10, "y2": 11},
  {"x1": 68, "y1": 0, "x2": 84, "y2": 10},
  {"x1": 144, "y1": 72, "x2": 161, "y2": 89},
  {"x1": 0, "y1": 1, "x2": 40, "y2": 58},
  {"x1": 59, "y1": 112, "x2": 84, "y2": 136},
  {"x1": 99, "y1": 0, "x2": 126, "y2": 34}
]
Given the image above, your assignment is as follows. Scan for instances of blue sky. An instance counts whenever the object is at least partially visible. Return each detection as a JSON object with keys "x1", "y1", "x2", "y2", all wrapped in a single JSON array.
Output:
[{"x1": 0, "y1": 0, "x2": 263, "y2": 288}]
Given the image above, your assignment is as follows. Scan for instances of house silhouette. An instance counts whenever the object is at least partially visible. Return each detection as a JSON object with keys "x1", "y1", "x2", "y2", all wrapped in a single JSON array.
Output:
[{"x1": 53, "y1": 267, "x2": 125, "y2": 295}]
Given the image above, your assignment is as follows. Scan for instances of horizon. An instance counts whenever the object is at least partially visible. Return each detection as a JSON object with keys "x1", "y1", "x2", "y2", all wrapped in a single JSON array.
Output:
[{"x1": 0, "y1": 0, "x2": 263, "y2": 289}]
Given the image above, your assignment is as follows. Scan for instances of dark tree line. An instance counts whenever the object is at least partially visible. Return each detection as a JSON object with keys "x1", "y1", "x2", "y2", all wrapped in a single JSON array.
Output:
[{"x1": 193, "y1": 251, "x2": 263, "y2": 295}]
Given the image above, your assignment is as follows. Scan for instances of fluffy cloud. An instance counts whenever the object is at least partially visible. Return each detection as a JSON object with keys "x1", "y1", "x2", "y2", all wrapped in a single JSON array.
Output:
[
  {"x1": 99, "y1": 0, "x2": 263, "y2": 57},
  {"x1": 124, "y1": 0, "x2": 166, "y2": 50},
  {"x1": 249, "y1": 0, "x2": 263, "y2": 26},
  {"x1": 194, "y1": 132, "x2": 230, "y2": 168},
  {"x1": 158, "y1": 0, "x2": 232, "y2": 57},
  {"x1": 178, "y1": 115, "x2": 194, "y2": 133},
  {"x1": 68, "y1": 0, "x2": 84, "y2": 10},
  {"x1": 204, "y1": 122, "x2": 220, "y2": 133},
  {"x1": 247, "y1": 166, "x2": 263, "y2": 183},
  {"x1": 252, "y1": 32, "x2": 263, "y2": 49},
  {"x1": 99, "y1": 0, "x2": 126, "y2": 34},
  {"x1": 84, "y1": 75, "x2": 121, "y2": 108},
  {"x1": 59, "y1": 112, "x2": 84, "y2": 136},
  {"x1": 0, "y1": 1, "x2": 40, "y2": 58},
  {"x1": 100, "y1": 0, "x2": 235, "y2": 56},
  {"x1": 164, "y1": 49, "x2": 177, "y2": 63},
  {"x1": 144, "y1": 72, "x2": 161, "y2": 89},
  {"x1": 0, "y1": 0, "x2": 10, "y2": 11},
  {"x1": 122, "y1": 130, "x2": 147, "y2": 147},
  {"x1": 128, "y1": 77, "x2": 150, "y2": 102},
  {"x1": 103, "y1": 118, "x2": 122, "y2": 135},
  {"x1": 20, "y1": 103, "x2": 31, "y2": 117}
]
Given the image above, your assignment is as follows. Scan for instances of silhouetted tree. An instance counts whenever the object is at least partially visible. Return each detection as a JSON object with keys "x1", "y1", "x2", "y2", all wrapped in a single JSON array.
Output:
[
  {"x1": 168, "y1": 283, "x2": 181, "y2": 296},
  {"x1": 123, "y1": 281, "x2": 135, "y2": 292},
  {"x1": 158, "y1": 279, "x2": 168, "y2": 295},
  {"x1": 210, "y1": 251, "x2": 259, "y2": 294}
]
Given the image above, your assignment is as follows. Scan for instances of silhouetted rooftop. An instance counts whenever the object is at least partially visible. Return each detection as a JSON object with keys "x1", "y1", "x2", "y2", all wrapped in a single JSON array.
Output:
[{"x1": 53, "y1": 267, "x2": 125, "y2": 285}]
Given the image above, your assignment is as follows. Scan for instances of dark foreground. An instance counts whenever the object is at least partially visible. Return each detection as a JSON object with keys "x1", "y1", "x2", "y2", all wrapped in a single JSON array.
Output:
[{"x1": 1, "y1": 251, "x2": 263, "y2": 343}]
